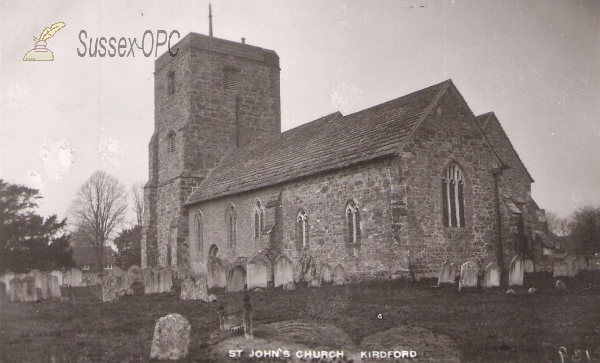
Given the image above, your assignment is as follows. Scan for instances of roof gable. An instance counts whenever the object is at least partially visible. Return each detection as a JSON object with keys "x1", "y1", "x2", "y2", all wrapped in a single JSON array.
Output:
[
  {"x1": 186, "y1": 80, "x2": 451, "y2": 205},
  {"x1": 476, "y1": 112, "x2": 534, "y2": 182}
]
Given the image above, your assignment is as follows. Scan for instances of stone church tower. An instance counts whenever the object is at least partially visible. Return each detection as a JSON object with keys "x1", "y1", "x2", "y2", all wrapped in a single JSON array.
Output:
[{"x1": 141, "y1": 33, "x2": 281, "y2": 272}]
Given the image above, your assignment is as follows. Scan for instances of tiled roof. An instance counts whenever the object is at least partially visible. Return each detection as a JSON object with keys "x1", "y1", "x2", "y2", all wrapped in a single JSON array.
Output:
[
  {"x1": 186, "y1": 80, "x2": 451, "y2": 205},
  {"x1": 476, "y1": 112, "x2": 534, "y2": 182}
]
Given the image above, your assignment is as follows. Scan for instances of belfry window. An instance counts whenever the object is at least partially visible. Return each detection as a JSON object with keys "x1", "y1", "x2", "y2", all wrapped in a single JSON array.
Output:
[
  {"x1": 226, "y1": 203, "x2": 237, "y2": 249},
  {"x1": 296, "y1": 209, "x2": 308, "y2": 249},
  {"x1": 224, "y1": 68, "x2": 238, "y2": 91},
  {"x1": 346, "y1": 201, "x2": 361, "y2": 244},
  {"x1": 442, "y1": 163, "x2": 466, "y2": 227},
  {"x1": 168, "y1": 72, "x2": 175, "y2": 95},
  {"x1": 195, "y1": 211, "x2": 203, "y2": 257},
  {"x1": 253, "y1": 200, "x2": 264, "y2": 238},
  {"x1": 168, "y1": 131, "x2": 176, "y2": 153}
]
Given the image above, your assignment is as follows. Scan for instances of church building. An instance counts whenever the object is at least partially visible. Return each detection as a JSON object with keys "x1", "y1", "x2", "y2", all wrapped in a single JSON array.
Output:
[{"x1": 141, "y1": 32, "x2": 557, "y2": 289}]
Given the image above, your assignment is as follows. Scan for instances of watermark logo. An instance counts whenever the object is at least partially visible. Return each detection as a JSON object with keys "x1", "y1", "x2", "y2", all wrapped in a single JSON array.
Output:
[
  {"x1": 77, "y1": 30, "x2": 180, "y2": 58},
  {"x1": 23, "y1": 22, "x2": 66, "y2": 61}
]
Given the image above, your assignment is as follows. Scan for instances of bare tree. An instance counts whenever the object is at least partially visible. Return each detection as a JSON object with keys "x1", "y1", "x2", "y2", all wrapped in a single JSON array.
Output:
[
  {"x1": 546, "y1": 211, "x2": 571, "y2": 236},
  {"x1": 131, "y1": 182, "x2": 145, "y2": 227},
  {"x1": 71, "y1": 171, "x2": 128, "y2": 273},
  {"x1": 569, "y1": 205, "x2": 600, "y2": 255}
]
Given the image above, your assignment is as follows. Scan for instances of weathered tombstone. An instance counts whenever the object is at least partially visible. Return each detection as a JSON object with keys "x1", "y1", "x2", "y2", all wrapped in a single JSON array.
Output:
[
  {"x1": 109, "y1": 266, "x2": 125, "y2": 277},
  {"x1": 49, "y1": 276, "x2": 61, "y2": 299},
  {"x1": 483, "y1": 262, "x2": 500, "y2": 288},
  {"x1": 207, "y1": 257, "x2": 227, "y2": 289},
  {"x1": 556, "y1": 280, "x2": 567, "y2": 291},
  {"x1": 101, "y1": 275, "x2": 119, "y2": 302},
  {"x1": 509, "y1": 257, "x2": 524, "y2": 286},
  {"x1": 506, "y1": 289, "x2": 516, "y2": 295},
  {"x1": 523, "y1": 259, "x2": 534, "y2": 273},
  {"x1": 528, "y1": 287, "x2": 538, "y2": 294},
  {"x1": 30, "y1": 269, "x2": 43, "y2": 290},
  {"x1": 180, "y1": 275, "x2": 215, "y2": 302},
  {"x1": 320, "y1": 264, "x2": 333, "y2": 284},
  {"x1": 310, "y1": 277, "x2": 321, "y2": 288},
  {"x1": 437, "y1": 261, "x2": 457, "y2": 285},
  {"x1": 128, "y1": 265, "x2": 142, "y2": 283},
  {"x1": 150, "y1": 313, "x2": 191, "y2": 360},
  {"x1": 22, "y1": 276, "x2": 37, "y2": 302},
  {"x1": 226, "y1": 266, "x2": 247, "y2": 293},
  {"x1": 9, "y1": 278, "x2": 23, "y2": 302},
  {"x1": 333, "y1": 264, "x2": 346, "y2": 285},
  {"x1": 39, "y1": 273, "x2": 50, "y2": 300},
  {"x1": 1, "y1": 273, "x2": 15, "y2": 293},
  {"x1": 274, "y1": 256, "x2": 294, "y2": 287},
  {"x1": 67, "y1": 268, "x2": 83, "y2": 286},
  {"x1": 180, "y1": 278, "x2": 194, "y2": 300},
  {"x1": 35, "y1": 288, "x2": 43, "y2": 302},
  {"x1": 158, "y1": 268, "x2": 173, "y2": 293},
  {"x1": 458, "y1": 262, "x2": 478, "y2": 291},
  {"x1": 143, "y1": 266, "x2": 157, "y2": 294},
  {"x1": 565, "y1": 256, "x2": 578, "y2": 277},
  {"x1": 576, "y1": 256, "x2": 588, "y2": 271},
  {"x1": 283, "y1": 281, "x2": 296, "y2": 291},
  {"x1": 51, "y1": 270, "x2": 63, "y2": 286},
  {"x1": 553, "y1": 261, "x2": 568, "y2": 277},
  {"x1": 247, "y1": 258, "x2": 269, "y2": 290}
]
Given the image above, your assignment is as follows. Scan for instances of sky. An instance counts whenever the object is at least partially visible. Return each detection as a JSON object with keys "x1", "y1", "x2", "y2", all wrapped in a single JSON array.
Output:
[{"x1": 1, "y1": 0, "x2": 598, "y2": 225}]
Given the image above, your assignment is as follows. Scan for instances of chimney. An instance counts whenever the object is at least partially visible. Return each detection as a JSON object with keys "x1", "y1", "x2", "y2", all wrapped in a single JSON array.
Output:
[{"x1": 241, "y1": 37, "x2": 246, "y2": 44}]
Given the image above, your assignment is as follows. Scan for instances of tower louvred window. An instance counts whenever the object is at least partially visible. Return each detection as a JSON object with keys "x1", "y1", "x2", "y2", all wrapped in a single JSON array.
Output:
[
  {"x1": 224, "y1": 69, "x2": 237, "y2": 91},
  {"x1": 442, "y1": 163, "x2": 466, "y2": 227}
]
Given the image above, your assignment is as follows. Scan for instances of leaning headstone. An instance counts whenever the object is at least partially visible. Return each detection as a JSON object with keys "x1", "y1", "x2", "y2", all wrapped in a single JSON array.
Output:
[
  {"x1": 553, "y1": 261, "x2": 568, "y2": 277},
  {"x1": 128, "y1": 265, "x2": 142, "y2": 283},
  {"x1": 9, "y1": 278, "x2": 23, "y2": 302},
  {"x1": 226, "y1": 266, "x2": 247, "y2": 293},
  {"x1": 556, "y1": 280, "x2": 567, "y2": 291},
  {"x1": 333, "y1": 264, "x2": 346, "y2": 285},
  {"x1": 101, "y1": 275, "x2": 119, "y2": 302},
  {"x1": 22, "y1": 276, "x2": 37, "y2": 302},
  {"x1": 509, "y1": 257, "x2": 524, "y2": 286},
  {"x1": 437, "y1": 261, "x2": 457, "y2": 285},
  {"x1": 523, "y1": 259, "x2": 534, "y2": 273},
  {"x1": 458, "y1": 262, "x2": 479, "y2": 291},
  {"x1": 150, "y1": 313, "x2": 191, "y2": 360},
  {"x1": 565, "y1": 256, "x2": 578, "y2": 277},
  {"x1": 158, "y1": 268, "x2": 173, "y2": 293},
  {"x1": 483, "y1": 262, "x2": 500, "y2": 288}
]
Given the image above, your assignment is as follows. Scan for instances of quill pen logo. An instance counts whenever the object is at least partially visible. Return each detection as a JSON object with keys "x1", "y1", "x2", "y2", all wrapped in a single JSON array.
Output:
[{"x1": 23, "y1": 22, "x2": 66, "y2": 61}]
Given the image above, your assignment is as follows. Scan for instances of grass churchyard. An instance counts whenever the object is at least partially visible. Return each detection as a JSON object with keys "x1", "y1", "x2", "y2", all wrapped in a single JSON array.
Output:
[{"x1": 2, "y1": 271, "x2": 599, "y2": 362}]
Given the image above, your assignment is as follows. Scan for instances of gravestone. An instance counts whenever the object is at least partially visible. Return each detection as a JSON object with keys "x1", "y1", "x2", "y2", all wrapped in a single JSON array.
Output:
[
  {"x1": 274, "y1": 256, "x2": 294, "y2": 287},
  {"x1": 458, "y1": 262, "x2": 478, "y2": 291},
  {"x1": 283, "y1": 281, "x2": 296, "y2": 291},
  {"x1": 180, "y1": 276, "x2": 216, "y2": 302},
  {"x1": 555, "y1": 280, "x2": 567, "y2": 291},
  {"x1": 39, "y1": 273, "x2": 50, "y2": 300},
  {"x1": 22, "y1": 276, "x2": 37, "y2": 302},
  {"x1": 158, "y1": 268, "x2": 173, "y2": 293},
  {"x1": 143, "y1": 267, "x2": 157, "y2": 294},
  {"x1": 310, "y1": 277, "x2": 321, "y2": 287},
  {"x1": 483, "y1": 262, "x2": 500, "y2": 288},
  {"x1": 0, "y1": 281, "x2": 6, "y2": 302},
  {"x1": 553, "y1": 261, "x2": 568, "y2": 277},
  {"x1": 49, "y1": 275, "x2": 61, "y2": 299},
  {"x1": 437, "y1": 261, "x2": 457, "y2": 285},
  {"x1": 101, "y1": 275, "x2": 119, "y2": 302},
  {"x1": 333, "y1": 264, "x2": 346, "y2": 285},
  {"x1": 51, "y1": 270, "x2": 63, "y2": 286},
  {"x1": 509, "y1": 257, "x2": 524, "y2": 286},
  {"x1": 565, "y1": 256, "x2": 578, "y2": 277},
  {"x1": 128, "y1": 265, "x2": 142, "y2": 283},
  {"x1": 9, "y1": 278, "x2": 23, "y2": 302},
  {"x1": 576, "y1": 256, "x2": 588, "y2": 271},
  {"x1": 180, "y1": 279, "x2": 195, "y2": 300},
  {"x1": 150, "y1": 313, "x2": 191, "y2": 360},
  {"x1": 207, "y1": 257, "x2": 227, "y2": 289},
  {"x1": 247, "y1": 258, "x2": 269, "y2": 290},
  {"x1": 30, "y1": 269, "x2": 43, "y2": 290},
  {"x1": 320, "y1": 264, "x2": 333, "y2": 284},
  {"x1": 226, "y1": 266, "x2": 247, "y2": 293},
  {"x1": 65, "y1": 268, "x2": 83, "y2": 286},
  {"x1": 523, "y1": 259, "x2": 534, "y2": 273}
]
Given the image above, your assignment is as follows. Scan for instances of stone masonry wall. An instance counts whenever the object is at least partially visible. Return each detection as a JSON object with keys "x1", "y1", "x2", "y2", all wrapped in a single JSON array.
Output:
[
  {"x1": 187, "y1": 158, "x2": 404, "y2": 282},
  {"x1": 401, "y1": 87, "x2": 500, "y2": 278}
]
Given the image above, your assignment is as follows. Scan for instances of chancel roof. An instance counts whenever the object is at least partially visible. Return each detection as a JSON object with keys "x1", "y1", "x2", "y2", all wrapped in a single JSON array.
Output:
[{"x1": 186, "y1": 80, "x2": 453, "y2": 205}]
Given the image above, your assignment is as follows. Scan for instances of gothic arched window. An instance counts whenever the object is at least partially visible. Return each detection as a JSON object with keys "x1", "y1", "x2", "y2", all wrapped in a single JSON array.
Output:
[
  {"x1": 253, "y1": 200, "x2": 264, "y2": 238},
  {"x1": 195, "y1": 211, "x2": 203, "y2": 257},
  {"x1": 226, "y1": 203, "x2": 236, "y2": 249},
  {"x1": 346, "y1": 201, "x2": 361, "y2": 245},
  {"x1": 296, "y1": 209, "x2": 308, "y2": 249},
  {"x1": 442, "y1": 163, "x2": 466, "y2": 227}
]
